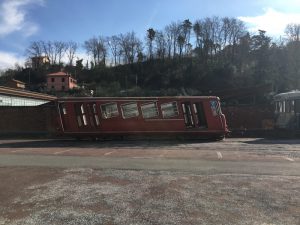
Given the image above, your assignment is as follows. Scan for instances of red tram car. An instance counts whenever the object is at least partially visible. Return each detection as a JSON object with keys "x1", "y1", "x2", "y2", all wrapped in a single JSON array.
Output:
[{"x1": 55, "y1": 96, "x2": 229, "y2": 140}]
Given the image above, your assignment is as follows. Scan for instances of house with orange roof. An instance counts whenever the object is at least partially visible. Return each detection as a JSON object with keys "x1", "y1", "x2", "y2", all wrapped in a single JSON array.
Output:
[{"x1": 47, "y1": 71, "x2": 77, "y2": 92}]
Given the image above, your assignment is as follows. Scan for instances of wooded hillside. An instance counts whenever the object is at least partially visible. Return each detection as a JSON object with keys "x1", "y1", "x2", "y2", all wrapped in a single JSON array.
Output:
[{"x1": 1, "y1": 17, "x2": 300, "y2": 103}]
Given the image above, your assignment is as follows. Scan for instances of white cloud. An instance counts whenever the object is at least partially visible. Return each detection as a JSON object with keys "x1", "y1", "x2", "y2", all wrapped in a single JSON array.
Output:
[
  {"x1": 0, "y1": 0, "x2": 44, "y2": 37},
  {"x1": 262, "y1": 0, "x2": 300, "y2": 10},
  {"x1": 0, "y1": 51, "x2": 25, "y2": 70},
  {"x1": 239, "y1": 8, "x2": 300, "y2": 37}
]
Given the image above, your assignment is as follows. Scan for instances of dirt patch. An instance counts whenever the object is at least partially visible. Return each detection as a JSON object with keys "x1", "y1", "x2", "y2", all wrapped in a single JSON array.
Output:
[
  {"x1": 0, "y1": 167, "x2": 299, "y2": 225},
  {"x1": 0, "y1": 167, "x2": 62, "y2": 203}
]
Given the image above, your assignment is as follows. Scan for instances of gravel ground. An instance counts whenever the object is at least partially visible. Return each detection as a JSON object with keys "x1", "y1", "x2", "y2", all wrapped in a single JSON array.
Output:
[{"x1": 0, "y1": 167, "x2": 299, "y2": 225}]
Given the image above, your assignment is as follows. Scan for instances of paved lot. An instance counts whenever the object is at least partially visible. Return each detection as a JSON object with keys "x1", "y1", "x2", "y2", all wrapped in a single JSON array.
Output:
[{"x1": 0, "y1": 138, "x2": 299, "y2": 225}]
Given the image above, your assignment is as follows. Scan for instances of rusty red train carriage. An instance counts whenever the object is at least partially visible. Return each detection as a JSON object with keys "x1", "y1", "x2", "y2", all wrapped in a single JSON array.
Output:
[{"x1": 55, "y1": 96, "x2": 229, "y2": 140}]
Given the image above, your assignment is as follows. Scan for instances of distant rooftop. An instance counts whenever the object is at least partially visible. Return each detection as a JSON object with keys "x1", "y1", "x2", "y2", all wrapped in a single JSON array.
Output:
[
  {"x1": 11, "y1": 79, "x2": 26, "y2": 84},
  {"x1": 0, "y1": 86, "x2": 56, "y2": 101},
  {"x1": 47, "y1": 71, "x2": 70, "y2": 76}
]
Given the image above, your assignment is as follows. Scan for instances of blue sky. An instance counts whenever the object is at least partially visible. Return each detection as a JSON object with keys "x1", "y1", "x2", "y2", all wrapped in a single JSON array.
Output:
[{"x1": 1, "y1": 0, "x2": 300, "y2": 69}]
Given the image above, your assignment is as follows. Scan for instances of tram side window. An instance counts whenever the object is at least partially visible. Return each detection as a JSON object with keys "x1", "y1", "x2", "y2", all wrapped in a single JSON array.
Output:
[
  {"x1": 210, "y1": 100, "x2": 221, "y2": 116},
  {"x1": 193, "y1": 102, "x2": 208, "y2": 128},
  {"x1": 60, "y1": 103, "x2": 67, "y2": 115},
  {"x1": 278, "y1": 101, "x2": 283, "y2": 113},
  {"x1": 121, "y1": 102, "x2": 139, "y2": 119},
  {"x1": 286, "y1": 100, "x2": 294, "y2": 113},
  {"x1": 141, "y1": 102, "x2": 159, "y2": 119},
  {"x1": 182, "y1": 102, "x2": 194, "y2": 127},
  {"x1": 80, "y1": 104, "x2": 88, "y2": 126},
  {"x1": 93, "y1": 104, "x2": 100, "y2": 126},
  {"x1": 285, "y1": 100, "x2": 289, "y2": 113},
  {"x1": 161, "y1": 102, "x2": 179, "y2": 118},
  {"x1": 295, "y1": 100, "x2": 300, "y2": 113},
  {"x1": 74, "y1": 104, "x2": 83, "y2": 127},
  {"x1": 101, "y1": 103, "x2": 119, "y2": 119},
  {"x1": 87, "y1": 104, "x2": 95, "y2": 127},
  {"x1": 275, "y1": 101, "x2": 279, "y2": 113}
]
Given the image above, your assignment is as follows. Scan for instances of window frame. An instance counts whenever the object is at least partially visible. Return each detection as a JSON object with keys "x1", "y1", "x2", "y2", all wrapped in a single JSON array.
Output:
[
  {"x1": 210, "y1": 100, "x2": 221, "y2": 116},
  {"x1": 92, "y1": 103, "x2": 100, "y2": 126},
  {"x1": 80, "y1": 104, "x2": 88, "y2": 126},
  {"x1": 121, "y1": 102, "x2": 139, "y2": 119},
  {"x1": 160, "y1": 101, "x2": 179, "y2": 118},
  {"x1": 100, "y1": 102, "x2": 119, "y2": 119},
  {"x1": 141, "y1": 102, "x2": 159, "y2": 119}
]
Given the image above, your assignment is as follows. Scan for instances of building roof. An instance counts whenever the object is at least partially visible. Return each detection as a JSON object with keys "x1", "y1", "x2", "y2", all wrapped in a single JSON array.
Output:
[
  {"x1": 0, "y1": 86, "x2": 57, "y2": 101},
  {"x1": 47, "y1": 71, "x2": 70, "y2": 76},
  {"x1": 31, "y1": 56, "x2": 49, "y2": 58},
  {"x1": 10, "y1": 79, "x2": 26, "y2": 84}
]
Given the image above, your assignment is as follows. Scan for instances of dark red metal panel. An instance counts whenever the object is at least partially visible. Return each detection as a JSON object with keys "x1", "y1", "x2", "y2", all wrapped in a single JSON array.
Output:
[{"x1": 55, "y1": 96, "x2": 228, "y2": 138}]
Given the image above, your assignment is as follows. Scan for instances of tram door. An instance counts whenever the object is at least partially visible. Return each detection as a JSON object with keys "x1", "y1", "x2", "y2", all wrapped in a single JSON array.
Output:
[
  {"x1": 86, "y1": 103, "x2": 100, "y2": 130},
  {"x1": 74, "y1": 103, "x2": 100, "y2": 130},
  {"x1": 58, "y1": 103, "x2": 68, "y2": 131},
  {"x1": 193, "y1": 102, "x2": 208, "y2": 128},
  {"x1": 182, "y1": 102, "x2": 195, "y2": 128},
  {"x1": 295, "y1": 100, "x2": 300, "y2": 129}
]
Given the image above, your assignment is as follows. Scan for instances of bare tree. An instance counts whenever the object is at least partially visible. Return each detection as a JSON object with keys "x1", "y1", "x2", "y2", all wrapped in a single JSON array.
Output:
[
  {"x1": 107, "y1": 35, "x2": 120, "y2": 66},
  {"x1": 25, "y1": 41, "x2": 44, "y2": 69},
  {"x1": 201, "y1": 17, "x2": 222, "y2": 55},
  {"x1": 193, "y1": 21, "x2": 202, "y2": 48},
  {"x1": 165, "y1": 22, "x2": 181, "y2": 57},
  {"x1": 226, "y1": 18, "x2": 246, "y2": 59},
  {"x1": 54, "y1": 41, "x2": 67, "y2": 65},
  {"x1": 285, "y1": 23, "x2": 300, "y2": 42},
  {"x1": 66, "y1": 41, "x2": 78, "y2": 66},
  {"x1": 119, "y1": 31, "x2": 142, "y2": 64},
  {"x1": 26, "y1": 41, "x2": 44, "y2": 57},
  {"x1": 164, "y1": 25, "x2": 174, "y2": 58},
  {"x1": 193, "y1": 17, "x2": 245, "y2": 60},
  {"x1": 155, "y1": 31, "x2": 166, "y2": 59},
  {"x1": 146, "y1": 28, "x2": 156, "y2": 59},
  {"x1": 182, "y1": 19, "x2": 192, "y2": 54},
  {"x1": 177, "y1": 35, "x2": 185, "y2": 57},
  {"x1": 84, "y1": 36, "x2": 107, "y2": 66},
  {"x1": 42, "y1": 41, "x2": 56, "y2": 64}
]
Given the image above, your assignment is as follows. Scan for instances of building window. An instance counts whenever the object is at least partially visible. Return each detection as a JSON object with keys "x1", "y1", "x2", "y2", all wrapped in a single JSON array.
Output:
[
  {"x1": 101, "y1": 103, "x2": 119, "y2": 119},
  {"x1": 51, "y1": 78, "x2": 55, "y2": 82},
  {"x1": 121, "y1": 102, "x2": 139, "y2": 119},
  {"x1": 62, "y1": 86, "x2": 65, "y2": 90},
  {"x1": 81, "y1": 104, "x2": 88, "y2": 126},
  {"x1": 62, "y1": 78, "x2": 65, "y2": 82},
  {"x1": 210, "y1": 100, "x2": 221, "y2": 116},
  {"x1": 51, "y1": 86, "x2": 54, "y2": 89},
  {"x1": 141, "y1": 102, "x2": 159, "y2": 119},
  {"x1": 161, "y1": 102, "x2": 179, "y2": 118},
  {"x1": 93, "y1": 103, "x2": 100, "y2": 126},
  {"x1": 62, "y1": 104, "x2": 67, "y2": 115}
]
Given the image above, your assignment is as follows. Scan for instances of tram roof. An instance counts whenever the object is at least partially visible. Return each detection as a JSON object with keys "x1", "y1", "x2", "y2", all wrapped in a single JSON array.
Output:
[
  {"x1": 274, "y1": 90, "x2": 300, "y2": 101},
  {"x1": 57, "y1": 96, "x2": 219, "y2": 102}
]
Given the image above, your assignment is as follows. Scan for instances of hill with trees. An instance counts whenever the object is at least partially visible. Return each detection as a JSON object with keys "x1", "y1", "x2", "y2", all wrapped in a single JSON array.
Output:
[{"x1": 1, "y1": 17, "x2": 300, "y2": 104}]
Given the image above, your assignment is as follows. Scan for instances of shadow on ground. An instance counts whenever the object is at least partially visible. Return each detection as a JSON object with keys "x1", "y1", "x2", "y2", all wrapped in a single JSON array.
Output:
[
  {"x1": 242, "y1": 138, "x2": 300, "y2": 145},
  {"x1": 0, "y1": 138, "x2": 216, "y2": 149}
]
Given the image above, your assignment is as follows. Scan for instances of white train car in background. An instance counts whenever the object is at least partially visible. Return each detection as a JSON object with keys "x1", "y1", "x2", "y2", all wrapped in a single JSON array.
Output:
[{"x1": 274, "y1": 90, "x2": 300, "y2": 129}]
